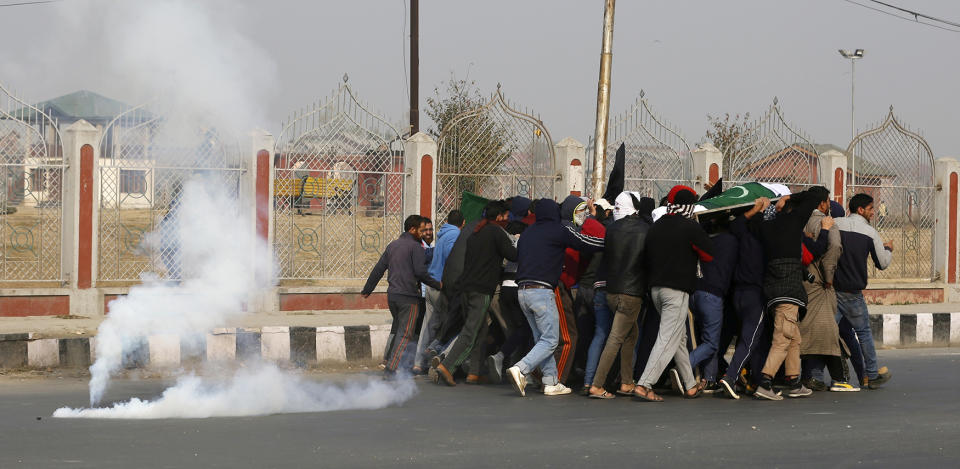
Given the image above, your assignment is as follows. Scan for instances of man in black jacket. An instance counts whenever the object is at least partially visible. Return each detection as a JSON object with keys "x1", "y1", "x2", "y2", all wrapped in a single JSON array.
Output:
[
  {"x1": 587, "y1": 196, "x2": 651, "y2": 399},
  {"x1": 634, "y1": 187, "x2": 714, "y2": 402},
  {"x1": 362, "y1": 215, "x2": 442, "y2": 376},
  {"x1": 434, "y1": 201, "x2": 518, "y2": 386}
]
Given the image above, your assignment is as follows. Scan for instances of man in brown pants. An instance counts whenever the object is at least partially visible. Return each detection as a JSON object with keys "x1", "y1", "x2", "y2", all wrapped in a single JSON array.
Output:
[
  {"x1": 754, "y1": 186, "x2": 830, "y2": 400},
  {"x1": 588, "y1": 195, "x2": 651, "y2": 398}
]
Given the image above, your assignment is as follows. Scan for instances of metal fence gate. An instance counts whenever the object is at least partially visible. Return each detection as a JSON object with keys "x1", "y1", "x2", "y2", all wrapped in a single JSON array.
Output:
[
  {"x1": 0, "y1": 82, "x2": 64, "y2": 283},
  {"x1": 274, "y1": 78, "x2": 405, "y2": 281},
  {"x1": 437, "y1": 85, "x2": 555, "y2": 219},
  {"x1": 97, "y1": 105, "x2": 245, "y2": 282},
  {"x1": 846, "y1": 108, "x2": 936, "y2": 281},
  {"x1": 603, "y1": 91, "x2": 693, "y2": 201},
  {"x1": 723, "y1": 98, "x2": 822, "y2": 192}
]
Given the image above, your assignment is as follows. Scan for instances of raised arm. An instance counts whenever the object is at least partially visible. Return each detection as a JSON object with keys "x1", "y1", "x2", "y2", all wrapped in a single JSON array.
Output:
[{"x1": 562, "y1": 224, "x2": 605, "y2": 253}]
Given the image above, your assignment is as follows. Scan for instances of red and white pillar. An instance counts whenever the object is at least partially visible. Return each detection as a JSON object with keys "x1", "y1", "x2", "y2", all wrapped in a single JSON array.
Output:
[
  {"x1": 555, "y1": 137, "x2": 585, "y2": 199},
  {"x1": 62, "y1": 119, "x2": 101, "y2": 315},
  {"x1": 819, "y1": 149, "x2": 847, "y2": 204},
  {"x1": 934, "y1": 157, "x2": 960, "y2": 294},
  {"x1": 403, "y1": 132, "x2": 437, "y2": 222},
  {"x1": 692, "y1": 143, "x2": 722, "y2": 195}
]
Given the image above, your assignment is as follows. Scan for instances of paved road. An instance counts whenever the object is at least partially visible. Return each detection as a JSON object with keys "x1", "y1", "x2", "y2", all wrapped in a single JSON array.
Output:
[{"x1": 1, "y1": 348, "x2": 957, "y2": 468}]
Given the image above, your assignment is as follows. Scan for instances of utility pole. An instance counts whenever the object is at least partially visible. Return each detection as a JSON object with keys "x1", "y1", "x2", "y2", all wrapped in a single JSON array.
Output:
[
  {"x1": 591, "y1": 0, "x2": 615, "y2": 198},
  {"x1": 409, "y1": 0, "x2": 420, "y2": 135}
]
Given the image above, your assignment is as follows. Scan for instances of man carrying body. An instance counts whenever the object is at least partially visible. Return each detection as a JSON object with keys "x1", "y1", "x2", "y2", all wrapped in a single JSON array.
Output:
[
  {"x1": 361, "y1": 215, "x2": 442, "y2": 376},
  {"x1": 834, "y1": 193, "x2": 893, "y2": 389},
  {"x1": 753, "y1": 186, "x2": 829, "y2": 400},
  {"x1": 633, "y1": 186, "x2": 713, "y2": 402}
]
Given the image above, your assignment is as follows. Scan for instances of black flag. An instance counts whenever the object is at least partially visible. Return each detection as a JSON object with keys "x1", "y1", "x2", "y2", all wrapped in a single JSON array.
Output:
[{"x1": 601, "y1": 143, "x2": 625, "y2": 202}]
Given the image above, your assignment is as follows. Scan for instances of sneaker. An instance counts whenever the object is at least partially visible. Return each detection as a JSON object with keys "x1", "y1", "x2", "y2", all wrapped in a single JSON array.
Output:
[
  {"x1": 786, "y1": 384, "x2": 813, "y2": 398},
  {"x1": 754, "y1": 385, "x2": 783, "y2": 401},
  {"x1": 543, "y1": 382, "x2": 572, "y2": 396},
  {"x1": 507, "y1": 366, "x2": 527, "y2": 397},
  {"x1": 802, "y1": 378, "x2": 827, "y2": 392},
  {"x1": 829, "y1": 381, "x2": 860, "y2": 392},
  {"x1": 486, "y1": 353, "x2": 504, "y2": 384},
  {"x1": 719, "y1": 377, "x2": 741, "y2": 400},
  {"x1": 669, "y1": 369, "x2": 684, "y2": 395}
]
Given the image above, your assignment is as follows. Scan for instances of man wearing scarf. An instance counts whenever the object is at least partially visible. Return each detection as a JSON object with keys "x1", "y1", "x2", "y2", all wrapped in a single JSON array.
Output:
[
  {"x1": 433, "y1": 201, "x2": 517, "y2": 386},
  {"x1": 633, "y1": 186, "x2": 714, "y2": 402}
]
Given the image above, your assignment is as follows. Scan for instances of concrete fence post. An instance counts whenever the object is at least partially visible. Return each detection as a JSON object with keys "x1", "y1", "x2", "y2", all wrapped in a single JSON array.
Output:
[
  {"x1": 403, "y1": 132, "x2": 437, "y2": 222},
  {"x1": 819, "y1": 149, "x2": 848, "y2": 203},
  {"x1": 555, "y1": 137, "x2": 585, "y2": 199},
  {"x1": 62, "y1": 120, "x2": 101, "y2": 316},
  {"x1": 248, "y1": 129, "x2": 276, "y2": 313},
  {"x1": 691, "y1": 143, "x2": 722, "y2": 195},
  {"x1": 933, "y1": 157, "x2": 960, "y2": 297}
]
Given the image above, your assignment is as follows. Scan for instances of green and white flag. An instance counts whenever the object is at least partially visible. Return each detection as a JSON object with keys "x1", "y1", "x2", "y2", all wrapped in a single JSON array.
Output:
[{"x1": 698, "y1": 182, "x2": 780, "y2": 210}]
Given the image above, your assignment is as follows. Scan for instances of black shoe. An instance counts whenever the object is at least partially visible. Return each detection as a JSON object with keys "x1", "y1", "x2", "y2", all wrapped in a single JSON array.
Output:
[
  {"x1": 802, "y1": 378, "x2": 827, "y2": 392},
  {"x1": 719, "y1": 377, "x2": 741, "y2": 400}
]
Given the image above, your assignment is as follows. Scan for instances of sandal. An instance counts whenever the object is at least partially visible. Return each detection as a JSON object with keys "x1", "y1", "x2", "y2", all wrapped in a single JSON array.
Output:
[
  {"x1": 589, "y1": 390, "x2": 616, "y2": 399},
  {"x1": 632, "y1": 386, "x2": 663, "y2": 402},
  {"x1": 685, "y1": 379, "x2": 707, "y2": 399},
  {"x1": 616, "y1": 385, "x2": 636, "y2": 396}
]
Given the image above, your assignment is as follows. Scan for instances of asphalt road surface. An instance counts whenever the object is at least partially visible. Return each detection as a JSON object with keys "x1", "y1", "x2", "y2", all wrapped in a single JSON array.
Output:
[{"x1": 1, "y1": 348, "x2": 957, "y2": 468}]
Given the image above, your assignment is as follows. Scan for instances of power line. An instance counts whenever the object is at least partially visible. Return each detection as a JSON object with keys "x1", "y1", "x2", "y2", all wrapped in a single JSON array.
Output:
[
  {"x1": 868, "y1": 0, "x2": 960, "y2": 28},
  {"x1": 0, "y1": 0, "x2": 61, "y2": 6},
  {"x1": 842, "y1": 0, "x2": 960, "y2": 33}
]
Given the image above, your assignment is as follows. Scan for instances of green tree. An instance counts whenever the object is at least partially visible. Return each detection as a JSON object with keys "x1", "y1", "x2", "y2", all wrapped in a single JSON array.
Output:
[{"x1": 425, "y1": 74, "x2": 512, "y2": 197}]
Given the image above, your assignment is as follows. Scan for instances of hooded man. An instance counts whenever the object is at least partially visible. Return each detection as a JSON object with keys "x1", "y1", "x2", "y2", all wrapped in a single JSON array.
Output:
[
  {"x1": 587, "y1": 192, "x2": 653, "y2": 399},
  {"x1": 506, "y1": 199, "x2": 604, "y2": 397},
  {"x1": 554, "y1": 195, "x2": 606, "y2": 384}
]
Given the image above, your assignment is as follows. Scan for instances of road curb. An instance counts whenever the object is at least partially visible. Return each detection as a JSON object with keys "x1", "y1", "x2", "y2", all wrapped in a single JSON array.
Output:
[
  {"x1": 0, "y1": 313, "x2": 957, "y2": 370},
  {"x1": 0, "y1": 324, "x2": 393, "y2": 369}
]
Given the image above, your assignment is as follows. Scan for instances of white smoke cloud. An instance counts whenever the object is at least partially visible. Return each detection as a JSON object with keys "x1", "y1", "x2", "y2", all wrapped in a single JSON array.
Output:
[
  {"x1": 87, "y1": 177, "x2": 271, "y2": 405},
  {"x1": 58, "y1": 0, "x2": 415, "y2": 417},
  {"x1": 56, "y1": 365, "x2": 417, "y2": 419}
]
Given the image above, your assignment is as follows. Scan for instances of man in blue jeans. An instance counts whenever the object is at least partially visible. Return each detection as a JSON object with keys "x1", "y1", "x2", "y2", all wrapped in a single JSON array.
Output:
[
  {"x1": 834, "y1": 193, "x2": 893, "y2": 389},
  {"x1": 688, "y1": 221, "x2": 738, "y2": 390},
  {"x1": 507, "y1": 199, "x2": 604, "y2": 397}
]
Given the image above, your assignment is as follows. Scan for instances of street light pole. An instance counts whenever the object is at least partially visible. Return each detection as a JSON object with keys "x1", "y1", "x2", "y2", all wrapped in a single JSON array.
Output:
[{"x1": 838, "y1": 49, "x2": 865, "y2": 141}]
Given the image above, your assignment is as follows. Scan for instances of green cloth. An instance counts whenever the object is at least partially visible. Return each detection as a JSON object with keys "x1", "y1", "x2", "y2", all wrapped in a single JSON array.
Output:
[
  {"x1": 459, "y1": 191, "x2": 489, "y2": 223},
  {"x1": 698, "y1": 182, "x2": 776, "y2": 210}
]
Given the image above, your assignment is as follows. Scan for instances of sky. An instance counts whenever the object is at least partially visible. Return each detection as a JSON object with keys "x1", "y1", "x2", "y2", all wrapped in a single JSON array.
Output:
[{"x1": 1, "y1": 0, "x2": 958, "y2": 157}]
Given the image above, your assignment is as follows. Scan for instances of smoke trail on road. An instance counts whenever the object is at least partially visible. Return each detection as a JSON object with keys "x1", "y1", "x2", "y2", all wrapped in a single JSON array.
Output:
[{"x1": 56, "y1": 365, "x2": 417, "y2": 419}]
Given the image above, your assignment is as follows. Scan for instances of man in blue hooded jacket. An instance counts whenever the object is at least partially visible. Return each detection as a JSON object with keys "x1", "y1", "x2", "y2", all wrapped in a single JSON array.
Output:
[
  {"x1": 413, "y1": 210, "x2": 464, "y2": 373},
  {"x1": 506, "y1": 199, "x2": 604, "y2": 397}
]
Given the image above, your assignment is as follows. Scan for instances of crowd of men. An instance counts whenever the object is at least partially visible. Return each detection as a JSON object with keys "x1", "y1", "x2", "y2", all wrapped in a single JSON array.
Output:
[{"x1": 361, "y1": 184, "x2": 893, "y2": 401}]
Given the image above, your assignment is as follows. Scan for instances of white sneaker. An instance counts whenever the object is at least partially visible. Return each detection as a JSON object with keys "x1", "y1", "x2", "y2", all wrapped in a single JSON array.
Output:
[
  {"x1": 507, "y1": 366, "x2": 526, "y2": 397},
  {"x1": 543, "y1": 382, "x2": 572, "y2": 396}
]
